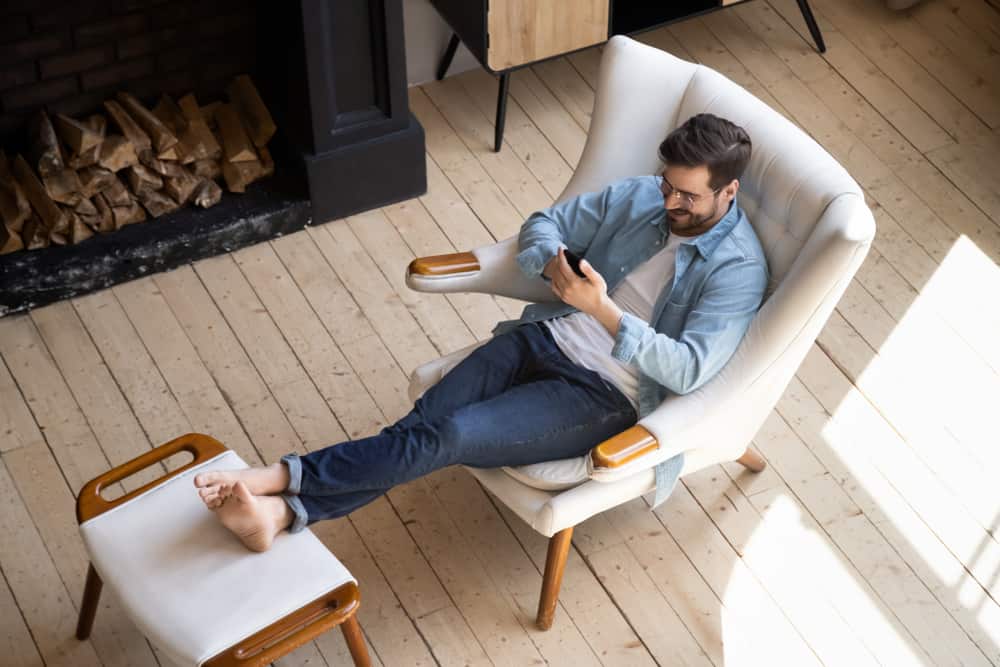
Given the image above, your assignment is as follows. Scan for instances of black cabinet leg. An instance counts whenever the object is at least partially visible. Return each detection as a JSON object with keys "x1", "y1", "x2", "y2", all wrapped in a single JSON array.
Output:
[
  {"x1": 494, "y1": 72, "x2": 510, "y2": 153},
  {"x1": 437, "y1": 33, "x2": 461, "y2": 81},
  {"x1": 796, "y1": 0, "x2": 826, "y2": 53}
]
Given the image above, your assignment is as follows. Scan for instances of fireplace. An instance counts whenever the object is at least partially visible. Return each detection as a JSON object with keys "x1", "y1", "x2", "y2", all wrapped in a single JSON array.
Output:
[{"x1": 0, "y1": 0, "x2": 426, "y2": 315}]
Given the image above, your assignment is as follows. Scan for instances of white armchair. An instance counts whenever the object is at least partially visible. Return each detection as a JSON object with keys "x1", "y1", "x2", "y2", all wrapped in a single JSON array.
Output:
[{"x1": 406, "y1": 35, "x2": 875, "y2": 630}]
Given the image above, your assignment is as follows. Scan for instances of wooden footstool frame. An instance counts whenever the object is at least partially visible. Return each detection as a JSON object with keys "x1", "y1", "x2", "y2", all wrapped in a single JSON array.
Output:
[{"x1": 74, "y1": 434, "x2": 371, "y2": 667}]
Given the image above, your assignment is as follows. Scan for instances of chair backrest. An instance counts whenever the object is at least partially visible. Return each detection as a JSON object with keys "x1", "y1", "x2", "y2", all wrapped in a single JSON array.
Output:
[{"x1": 563, "y1": 35, "x2": 863, "y2": 295}]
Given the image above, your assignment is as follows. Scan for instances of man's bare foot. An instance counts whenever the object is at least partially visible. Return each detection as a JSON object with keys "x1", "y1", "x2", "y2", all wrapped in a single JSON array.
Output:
[
  {"x1": 194, "y1": 462, "x2": 290, "y2": 509},
  {"x1": 213, "y1": 481, "x2": 294, "y2": 552},
  {"x1": 197, "y1": 483, "x2": 231, "y2": 509}
]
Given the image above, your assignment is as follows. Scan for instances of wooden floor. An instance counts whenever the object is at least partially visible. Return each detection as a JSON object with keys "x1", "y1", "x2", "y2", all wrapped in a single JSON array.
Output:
[{"x1": 3, "y1": 0, "x2": 1000, "y2": 665}]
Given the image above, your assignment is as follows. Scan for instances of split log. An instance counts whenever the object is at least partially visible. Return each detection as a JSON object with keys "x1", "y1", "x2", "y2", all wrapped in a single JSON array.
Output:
[
  {"x1": 117, "y1": 92, "x2": 178, "y2": 156},
  {"x1": 103, "y1": 174, "x2": 133, "y2": 208},
  {"x1": 178, "y1": 94, "x2": 222, "y2": 160},
  {"x1": 71, "y1": 219, "x2": 95, "y2": 244},
  {"x1": 42, "y1": 168, "x2": 84, "y2": 206},
  {"x1": 48, "y1": 227, "x2": 68, "y2": 245},
  {"x1": 200, "y1": 101, "x2": 221, "y2": 128},
  {"x1": 78, "y1": 166, "x2": 115, "y2": 198},
  {"x1": 126, "y1": 163, "x2": 163, "y2": 195},
  {"x1": 0, "y1": 150, "x2": 31, "y2": 232},
  {"x1": 153, "y1": 95, "x2": 199, "y2": 164},
  {"x1": 68, "y1": 144, "x2": 100, "y2": 170},
  {"x1": 227, "y1": 74, "x2": 276, "y2": 147},
  {"x1": 152, "y1": 95, "x2": 185, "y2": 133},
  {"x1": 163, "y1": 166, "x2": 201, "y2": 204},
  {"x1": 156, "y1": 143, "x2": 185, "y2": 161},
  {"x1": 21, "y1": 214, "x2": 49, "y2": 249},
  {"x1": 1, "y1": 224, "x2": 23, "y2": 254},
  {"x1": 27, "y1": 111, "x2": 64, "y2": 177},
  {"x1": 138, "y1": 148, "x2": 170, "y2": 176},
  {"x1": 102, "y1": 186, "x2": 146, "y2": 228},
  {"x1": 11, "y1": 154, "x2": 69, "y2": 233},
  {"x1": 117, "y1": 200, "x2": 146, "y2": 227},
  {"x1": 104, "y1": 99, "x2": 152, "y2": 152},
  {"x1": 53, "y1": 113, "x2": 103, "y2": 154},
  {"x1": 191, "y1": 178, "x2": 222, "y2": 208},
  {"x1": 258, "y1": 145, "x2": 274, "y2": 177},
  {"x1": 92, "y1": 194, "x2": 115, "y2": 232},
  {"x1": 73, "y1": 197, "x2": 101, "y2": 231},
  {"x1": 138, "y1": 148, "x2": 196, "y2": 179},
  {"x1": 85, "y1": 114, "x2": 107, "y2": 137},
  {"x1": 98, "y1": 135, "x2": 138, "y2": 172},
  {"x1": 192, "y1": 158, "x2": 221, "y2": 181},
  {"x1": 221, "y1": 158, "x2": 264, "y2": 193},
  {"x1": 135, "y1": 187, "x2": 179, "y2": 217},
  {"x1": 214, "y1": 103, "x2": 257, "y2": 162},
  {"x1": 62, "y1": 209, "x2": 94, "y2": 244},
  {"x1": 65, "y1": 114, "x2": 107, "y2": 170}
]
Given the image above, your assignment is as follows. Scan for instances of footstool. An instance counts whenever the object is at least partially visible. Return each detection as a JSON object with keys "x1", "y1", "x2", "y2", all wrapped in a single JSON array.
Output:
[{"x1": 75, "y1": 433, "x2": 370, "y2": 667}]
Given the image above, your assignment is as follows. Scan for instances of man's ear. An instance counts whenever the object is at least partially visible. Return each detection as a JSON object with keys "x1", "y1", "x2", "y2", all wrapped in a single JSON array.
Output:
[{"x1": 726, "y1": 179, "x2": 740, "y2": 200}]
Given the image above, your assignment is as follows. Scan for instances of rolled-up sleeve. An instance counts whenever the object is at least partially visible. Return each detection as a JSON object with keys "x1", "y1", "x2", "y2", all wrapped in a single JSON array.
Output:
[
  {"x1": 611, "y1": 257, "x2": 768, "y2": 394},
  {"x1": 515, "y1": 181, "x2": 631, "y2": 279}
]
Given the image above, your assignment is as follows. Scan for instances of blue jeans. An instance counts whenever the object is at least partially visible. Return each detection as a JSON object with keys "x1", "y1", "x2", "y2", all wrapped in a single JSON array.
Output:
[{"x1": 279, "y1": 322, "x2": 637, "y2": 532}]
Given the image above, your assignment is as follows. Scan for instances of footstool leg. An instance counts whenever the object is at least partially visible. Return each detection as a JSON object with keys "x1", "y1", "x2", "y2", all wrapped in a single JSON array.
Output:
[
  {"x1": 340, "y1": 614, "x2": 371, "y2": 667},
  {"x1": 76, "y1": 563, "x2": 103, "y2": 639}
]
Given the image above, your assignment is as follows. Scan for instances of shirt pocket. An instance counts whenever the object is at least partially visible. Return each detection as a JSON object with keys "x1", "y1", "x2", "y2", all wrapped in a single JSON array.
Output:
[
  {"x1": 665, "y1": 285, "x2": 693, "y2": 308},
  {"x1": 658, "y1": 302, "x2": 689, "y2": 334}
]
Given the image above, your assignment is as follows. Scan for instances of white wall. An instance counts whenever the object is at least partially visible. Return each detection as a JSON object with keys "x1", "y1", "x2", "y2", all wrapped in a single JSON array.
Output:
[{"x1": 402, "y1": 0, "x2": 481, "y2": 86}]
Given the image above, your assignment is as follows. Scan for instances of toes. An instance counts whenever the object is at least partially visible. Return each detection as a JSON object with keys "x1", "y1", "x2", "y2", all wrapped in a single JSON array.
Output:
[
  {"x1": 198, "y1": 483, "x2": 237, "y2": 509},
  {"x1": 198, "y1": 484, "x2": 222, "y2": 500},
  {"x1": 198, "y1": 482, "x2": 235, "y2": 497},
  {"x1": 193, "y1": 472, "x2": 215, "y2": 488},
  {"x1": 232, "y1": 480, "x2": 255, "y2": 505}
]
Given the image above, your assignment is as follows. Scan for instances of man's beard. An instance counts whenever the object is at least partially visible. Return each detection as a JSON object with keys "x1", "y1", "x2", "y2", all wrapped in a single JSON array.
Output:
[{"x1": 667, "y1": 203, "x2": 716, "y2": 232}]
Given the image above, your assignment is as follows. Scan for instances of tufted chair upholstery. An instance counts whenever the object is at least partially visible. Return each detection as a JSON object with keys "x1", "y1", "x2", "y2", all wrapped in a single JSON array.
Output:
[{"x1": 406, "y1": 35, "x2": 875, "y2": 630}]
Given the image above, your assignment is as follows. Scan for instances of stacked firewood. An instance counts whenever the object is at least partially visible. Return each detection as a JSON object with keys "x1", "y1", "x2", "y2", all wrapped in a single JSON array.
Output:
[{"x1": 0, "y1": 75, "x2": 276, "y2": 255}]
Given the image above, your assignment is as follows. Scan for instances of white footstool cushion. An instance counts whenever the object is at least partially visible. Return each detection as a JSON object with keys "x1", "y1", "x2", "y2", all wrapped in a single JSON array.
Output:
[{"x1": 79, "y1": 450, "x2": 354, "y2": 667}]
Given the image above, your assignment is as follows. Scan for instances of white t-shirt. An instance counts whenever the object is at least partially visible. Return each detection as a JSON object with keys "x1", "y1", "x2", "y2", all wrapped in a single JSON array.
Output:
[{"x1": 546, "y1": 233, "x2": 693, "y2": 408}]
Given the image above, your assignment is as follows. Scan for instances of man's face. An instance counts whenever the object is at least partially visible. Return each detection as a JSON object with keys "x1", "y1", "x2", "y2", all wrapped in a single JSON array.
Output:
[{"x1": 659, "y1": 164, "x2": 736, "y2": 236}]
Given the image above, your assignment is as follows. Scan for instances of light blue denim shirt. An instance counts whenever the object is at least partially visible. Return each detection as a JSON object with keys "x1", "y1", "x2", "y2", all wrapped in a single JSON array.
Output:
[{"x1": 496, "y1": 175, "x2": 769, "y2": 506}]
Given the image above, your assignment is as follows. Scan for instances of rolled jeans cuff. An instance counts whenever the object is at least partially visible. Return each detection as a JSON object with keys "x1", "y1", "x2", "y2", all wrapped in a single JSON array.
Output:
[
  {"x1": 281, "y1": 453, "x2": 303, "y2": 495},
  {"x1": 281, "y1": 494, "x2": 309, "y2": 534}
]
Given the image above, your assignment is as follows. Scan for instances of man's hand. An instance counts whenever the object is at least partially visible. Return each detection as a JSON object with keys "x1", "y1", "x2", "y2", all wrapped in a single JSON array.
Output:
[{"x1": 547, "y1": 248, "x2": 624, "y2": 336}]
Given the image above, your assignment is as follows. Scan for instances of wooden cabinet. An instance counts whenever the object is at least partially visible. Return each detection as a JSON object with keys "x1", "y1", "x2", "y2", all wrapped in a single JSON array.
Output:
[
  {"x1": 429, "y1": 0, "x2": 824, "y2": 151},
  {"x1": 486, "y1": 0, "x2": 609, "y2": 71}
]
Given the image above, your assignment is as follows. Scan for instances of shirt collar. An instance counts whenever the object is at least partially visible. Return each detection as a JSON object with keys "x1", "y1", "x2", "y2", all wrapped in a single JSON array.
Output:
[{"x1": 653, "y1": 191, "x2": 742, "y2": 261}]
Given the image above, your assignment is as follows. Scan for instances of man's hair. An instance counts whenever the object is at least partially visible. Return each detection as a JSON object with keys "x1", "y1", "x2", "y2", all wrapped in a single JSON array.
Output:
[{"x1": 658, "y1": 113, "x2": 752, "y2": 190}]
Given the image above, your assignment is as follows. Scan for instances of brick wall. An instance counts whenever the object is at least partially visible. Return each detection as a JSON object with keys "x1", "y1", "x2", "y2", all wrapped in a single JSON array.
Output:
[{"x1": 0, "y1": 0, "x2": 257, "y2": 147}]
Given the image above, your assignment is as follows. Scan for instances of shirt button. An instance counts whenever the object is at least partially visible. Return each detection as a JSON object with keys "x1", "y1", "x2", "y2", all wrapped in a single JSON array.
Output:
[{"x1": 620, "y1": 267, "x2": 625, "y2": 272}]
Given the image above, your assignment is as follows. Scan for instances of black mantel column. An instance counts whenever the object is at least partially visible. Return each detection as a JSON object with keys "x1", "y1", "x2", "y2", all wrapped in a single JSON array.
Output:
[{"x1": 262, "y1": 0, "x2": 426, "y2": 223}]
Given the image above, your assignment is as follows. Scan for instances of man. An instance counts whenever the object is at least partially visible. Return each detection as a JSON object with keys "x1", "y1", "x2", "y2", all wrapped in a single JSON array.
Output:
[{"x1": 194, "y1": 113, "x2": 769, "y2": 552}]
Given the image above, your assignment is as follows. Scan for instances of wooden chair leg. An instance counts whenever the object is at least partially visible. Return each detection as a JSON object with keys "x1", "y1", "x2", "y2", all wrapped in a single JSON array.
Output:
[
  {"x1": 536, "y1": 526, "x2": 573, "y2": 630},
  {"x1": 736, "y1": 446, "x2": 767, "y2": 473},
  {"x1": 76, "y1": 563, "x2": 103, "y2": 640},
  {"x1": 340, "y1": 613, "x2": 371, "y2": 667}
]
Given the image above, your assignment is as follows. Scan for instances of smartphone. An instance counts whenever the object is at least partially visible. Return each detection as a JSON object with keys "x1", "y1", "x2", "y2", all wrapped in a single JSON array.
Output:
[{"x1": 562, "y1": 249, "x2": 587, "y2": 278}]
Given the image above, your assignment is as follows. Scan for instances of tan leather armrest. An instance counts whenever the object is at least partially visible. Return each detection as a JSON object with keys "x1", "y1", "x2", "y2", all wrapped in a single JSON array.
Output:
[
  {"x1": 204, "y1": 581, "x2": 360, "y2": 667},
  {"x1": 77, "y1": 433, "x2": 226, "y2": 523},
  {"x1": 408, "y1": 252, "x2": 480, "y2": 276},
  {"x1": 590, "y1": 425, "x2": 659, "y2": 469}
]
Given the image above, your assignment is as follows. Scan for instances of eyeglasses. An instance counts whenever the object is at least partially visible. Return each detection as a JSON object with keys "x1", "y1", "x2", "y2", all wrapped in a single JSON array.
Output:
[{"x1": 660, "y1": 176, "x2": 721, "y2": 207}]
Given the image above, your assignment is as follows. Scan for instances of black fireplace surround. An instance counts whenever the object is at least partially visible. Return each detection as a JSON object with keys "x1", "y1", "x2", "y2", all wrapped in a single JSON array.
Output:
[{"x1": 0, "y1": 0, "x2": 426, "y2": 315}]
